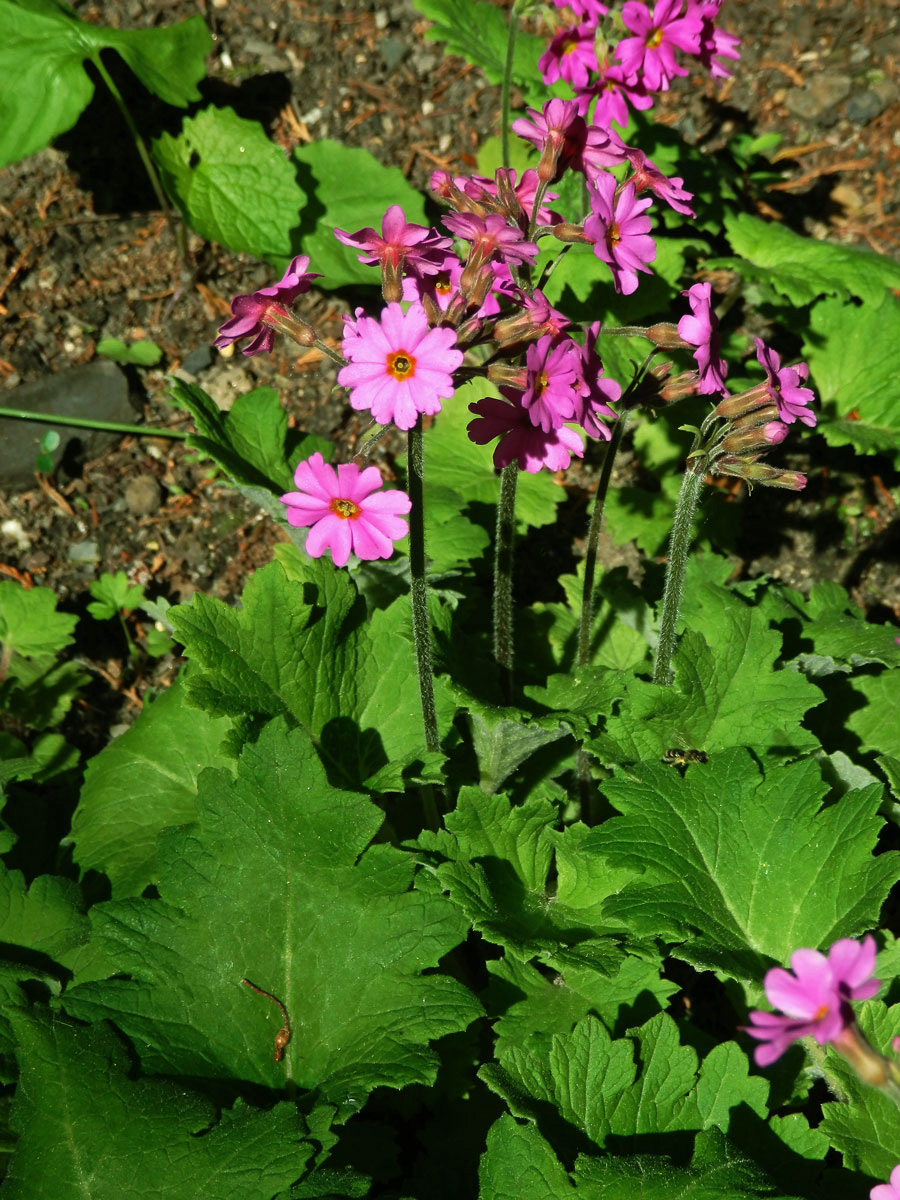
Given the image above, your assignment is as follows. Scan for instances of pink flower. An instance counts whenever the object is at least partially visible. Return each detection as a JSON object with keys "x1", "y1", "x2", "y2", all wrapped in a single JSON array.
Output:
[
  {"x1": 512, "y1": 99, "x2": 625, "y2": 182},
  {"x1": 334, "y1": 204, "x2": 450, "y2": 276},
  {"x1": 678, "y1": 283, "x2": 728, "y2": 395},
  {"x1": 689, "y1": 0, "x2": 741, "y2": 79},
  {"x1": 338, "y1": 301, "x2": 463, "y2": 431},
  {"x1": 550, "y1": 0, "x2": 608, "y2": 17},
  {"x1": 572, "y1": 322, "x2": 620, "y2": 439},
  {"x1": 521, "y1": 336, "x2": 580, "y2": 432},
  {"x1": 584, "y1": 172, "x2": 656, "y2": 295},
  {"x1": 442, "y1": 212, "x2": 538, "y2": 268},
  {"x1": 872, "y1": 1167, "x2": 900, "y2": 1200},
  {"x1": 579, "y1": 64, "x2": 654, "y2": 130},
  {"x1": 280, "y1": 452, "x2": 412, "y2": 568},
  {"x1": 213, "y1": 255, "x2": 321, "y2": 356},
  {"x1": 468, "y1": 391, "x2": 584, "y2": 474},
  {"x1": 616, "y1": 0, "x2": 704, "y2": 91},
  {"x1": 624, "y1": 147, "x2": 695, "y2": 216},
  {"x1": 539, "y1": 22, "x2": 599, "y2": 91},
  {"x1": 754, "y1": 338, "x2": 816, "y2": 427},
  {"x1": 743, "y1": 936, "x2": 880, "y2": 1067}
]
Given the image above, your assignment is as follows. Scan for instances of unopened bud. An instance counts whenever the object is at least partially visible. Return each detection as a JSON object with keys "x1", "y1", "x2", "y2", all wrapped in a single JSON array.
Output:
[
  {"x1": 381, "y1": 260, "x2": 403, "y2": 305},
  {"x1": 720, "y1": 418, "x2": 789, "y2": 455},
  {"x1": 261, "y1": 305, "x2": 317, "y2": 347},
  {"x1": 730, "y1": 402, "x2": 779, "y2": 432},
  {"x1": 715, "y1": 456, "x2": 807, "y2": 490},
  {"x1": 646, "y1": 322, "x2": 687, "y2": 349},
  {"x1": 487, "y1": 363, "x2": 528, "y2": 389},
  {"x1": 713, "y1": 382, "x2": 771, "y2": 420},
  {"x1": 659, "y1": 371, "x2": 699, "y2": 402},
  {"x1": 552, "y1": 223, "x2": 591, "y2": 244}
]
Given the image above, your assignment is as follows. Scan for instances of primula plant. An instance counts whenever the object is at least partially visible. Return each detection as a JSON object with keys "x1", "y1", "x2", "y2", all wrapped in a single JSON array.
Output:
[{"x1": 4, "y1": 1, "x2": 900, "y2": 1198}]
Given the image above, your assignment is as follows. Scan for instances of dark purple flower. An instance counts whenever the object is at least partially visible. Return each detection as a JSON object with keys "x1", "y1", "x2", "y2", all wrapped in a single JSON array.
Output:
[
  {"x1": 754, "y1": 338, "x2": 816, "y2": 427},
  {"x1": 616, "y1": 0, "x2": 704, "y2": 91},
  {"x1": 572, "y1": 322, "x2": 620, "y2": 439},
  {"x1": 213, "y1": 255, "x2": 321, "y2": 356},
  {"x1": 468, "y1": 390, "x2": 584, "y2": 474},
  {"x1": 677, "y1": 283, "x2": 728, "y2": 395},
  {"x1": 584, "y1": 172, "x2": 656, "y2": 295}
]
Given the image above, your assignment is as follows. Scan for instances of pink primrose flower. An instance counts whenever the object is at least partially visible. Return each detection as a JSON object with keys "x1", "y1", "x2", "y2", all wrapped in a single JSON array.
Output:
[
  {"x1": 468, "y1": 390, "x2": 584, "y2": 474},
  {"x1": 754, "y1": 338, "x2": 816, "y2": 427},
  {"x1": 743, "y1": 935, "x2": 880, "y2": 1067},
  {"x1": 539, "y1": 22, "x2": 599, "y2": 91},
  {"x1": 334, "y1": 204, "x2": 450, "y2": 276},
  {"x1": 763, "y1": 421, "x2": 789, "y2": 445},
  {"x1": 280, "y1": 452, "x2": 412, "y2": 568},
  {"x1": 338, "y1": 301, "x2": 463, "y2": 431},
  {"x1": 402, "y1": 251, "x2": 464, "y2": 313},
  {"x1": 624, "y1": 147, "x2": 695, "y2": 216},
  {"x1": 677, "y1": 283, "x2": 728, "y2": 395},
  {"x1": 689, "y1": 0, "x2": 741, "y2": 78},
  {"x1": 579, "y1": 64, "x2": 654, "y2": 130},
  {"x1": 572, "y1": 321, "x2": 620, "y2": 439},
  {"x1": 442, "y1": 212, "x2": 539, "y2": 268},
  {"x1": 521, "y1": 336, "x2": 580, "y2": 433},
  {"x1": 513, "y1": 99, "x2": 625, "y2": 181},
  {"x1": 213, "y1": 255, "x2": 321, "y2": 356},
  {"x1": 584, "y1": 172, "x2": 656, "y2": 295},
  {"x1": 872, "y1": 1165, "x2": 900, "y2": 1200},
  {"x1": 550, "y1": 0, "x2": 608, "y2": 18},
  {"x1": 616, "y1": 0, "x2": 704, "y2": 91}
]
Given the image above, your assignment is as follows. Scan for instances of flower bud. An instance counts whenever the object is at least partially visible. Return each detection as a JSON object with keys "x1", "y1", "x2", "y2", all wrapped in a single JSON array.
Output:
[
  {"x1": 552, "y1": 223, "x2": 591, "y2": 244},
  {"x1": 712, "y1": 382, "x2": 771, "y2": 420},
  {"x1": 720, "y1": 417, "x2": 789, "y2": 455},
  {"x1": 486, "y1": 363, "x2": 528, "y2": 389},
  {"x1": 716, "y1": 456, "x2": 807, "y2": 490},
  {"x1": 646, "y1": 322, "x2": 688, "y2": 349},
  {"x1": 261, "y1": 306, "x2": 318, "y2": 347}
]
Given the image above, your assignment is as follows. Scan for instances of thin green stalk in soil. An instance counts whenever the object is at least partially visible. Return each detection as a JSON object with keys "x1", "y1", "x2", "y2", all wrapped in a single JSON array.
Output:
[
  {"x1": 0, "y1": 408, "x2": 188, "y2": 440},
  {"x1": 493, "y1": 461, "x2": 519, "y2": 701},
  {"x1": 653, "y1": 461, "x2": 706, "y2": 685},
  {"x1": 89, "y1": 52, "x2": 189, "y2": 266},
  {"x1": 407, "y1": 419, "x2": 441, "y2": 830},
  {"x1": 500, "y1": 7, "x2": 519, "y2": 168}
]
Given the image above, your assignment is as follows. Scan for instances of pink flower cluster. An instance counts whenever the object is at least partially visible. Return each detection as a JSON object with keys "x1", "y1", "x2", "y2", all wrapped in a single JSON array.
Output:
[{"x1": 538, "y1": 0, "x2": 740, "y2": 131}]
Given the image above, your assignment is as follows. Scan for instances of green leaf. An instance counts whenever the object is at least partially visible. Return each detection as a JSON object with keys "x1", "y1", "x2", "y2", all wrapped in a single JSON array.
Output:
[
  {"x1": 4, "y1": 1012, "x2": 313, "y2": 1200},
  {"x1": 418, "y1": 789, "x2": 626, "y2": 969},
  {"x1": 847, "y1": 670, "x2": 900, "y2": 758},
  {"x1": 483, "y1": 1014, "x2": 768, "y2": 1154},
  {"x1": 153, "y1": 106, "x2": 306, "y2": 260},
  {"x1": 722, "y1": 212, "x2": 900, "y2": 306},
  {"x1": 465, "y1": 701, "x2": 570, "y2": 794},
  {"x1": 413, "y1": 0, "x2": 548, "y2": 107},
  {"x1": 64, "y1": 720, "x2": 480, "y2": 1101},
  {"x1": 96, "y1": 337, "x2": 163, "y2": 366},
  {"x1": 0, "y1": 864, "x2": 87, "y2": 980},
  {"x1": 0, "y1": 580, "x2": 76, "y2": 657},
  {"x1": 592, "y1": 750, "x2": 900, "y2": 979},
  {"x1": 805, "y1": 293, "x2": 900, "y2": 463},
  {"x1": 171, "y1": 556, "x2": 451, "y2": 790},
  {"x1": 785, "y1": 581, "x2": 900, "y2": 671},
  {"x1": 69, "y1": 673, "x2": 234, "y2": 897},
  {"x1": 479, "y1": 1115, "x2": 575, "y2": 1200},
  {"x1": 0, "y1": 655, "x2": 88, "y2": 731},
  {"x1": 293, "y1": 140, "x2": 429, "y2": 286},
  {"x1": 592, "y1": 592, "x2": 823, "y2": 765},
  {"x1": 87, "y1": 570, "x2": 145, "y2": 620},
  {"x1": 0, "y1": 1, "x2": 211, "y2": 167}
]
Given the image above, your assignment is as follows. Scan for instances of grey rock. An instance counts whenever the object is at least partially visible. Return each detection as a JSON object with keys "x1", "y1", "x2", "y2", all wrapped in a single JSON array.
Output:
[
  {"x1": 124, "y1": 474, "x2": 163, "y2": 517},
  {"x1": 0, "y1": 361, "x2": 137, "y2": 490},
  {"x1": 181, "y1": 346, "x2": 214, "y2": 375},
  {"x1": 379, "y1": 36, "x2": 407, "y2": 70},
  {"x1": 784, "y1": 74, "x2": 852, "y2": 124},
  {"x1": 847, "y1": 81, "x2": 897, "y2": 124},
  {"x1": 67, "y1": 540, "x2": 100, "y2": 563}
]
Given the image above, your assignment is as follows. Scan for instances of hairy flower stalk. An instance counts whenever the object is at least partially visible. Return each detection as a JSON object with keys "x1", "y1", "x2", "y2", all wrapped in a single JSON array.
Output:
[
  {"x1": 407, "y1": 422, "x2": 440, "y2": 813},
  {"x1": 576, "y1": 415, "x2": 627, "y2": 670},
  {"x1": 653, "y1": 455, "x2": 706, "y2": 686},
  {"x1": 493, "y1": 462, "x2": 519, "y2": 699}
]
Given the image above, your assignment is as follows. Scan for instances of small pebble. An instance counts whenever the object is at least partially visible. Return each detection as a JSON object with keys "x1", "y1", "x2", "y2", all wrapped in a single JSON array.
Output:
[{"x1": 124, "y1": 474, "x2": 162, "y2": 517}]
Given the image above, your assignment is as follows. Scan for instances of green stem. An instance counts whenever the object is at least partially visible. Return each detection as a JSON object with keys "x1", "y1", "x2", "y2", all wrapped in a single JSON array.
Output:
[
  {"x1": 407, "y1": 420, "x2": 440, "y2": 771},
  {"x1": 500, "y1": 6, "x2": 518, "y2": 168},
  {"x1": 0, "y1": 407, "x2": 187, "y2": 439},
  {"x1": 653, "y1": 461, "x2": 706, "y2": 686},
  {"x1": 90, "y1": 52, "x2": 189, "y2": 264},
  {"x1": 576, "y1": 417, "x2": 626, "y2": 670},
  {"x1": 493, "y1": 462, "x2": 519, "y2": 701}
]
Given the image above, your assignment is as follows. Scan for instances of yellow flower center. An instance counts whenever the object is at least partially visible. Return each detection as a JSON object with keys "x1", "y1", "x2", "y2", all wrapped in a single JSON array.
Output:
[
  {"x1": 330, "y1": 498, "x2": 361, "y2": 521},
  {"x1": 387, "y1": 350, "x2": 416, "y2": 380},
  {"x1": 646, "y1": 28, "x2": 664, "y2": 49},
  {"x1": 607, "y1": 221, "x2": 622, "y2": 249}
]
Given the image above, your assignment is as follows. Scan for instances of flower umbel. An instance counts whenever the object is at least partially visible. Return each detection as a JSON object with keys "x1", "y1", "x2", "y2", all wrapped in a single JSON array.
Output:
[
  {"x1": 743, "y1": 935, "x2": 880, "y2": 1067},
  {"x1": 280, "y1": 452, "x2": 412, "y2": 568},
  {"x1": 338, "y1": 301, "x2": 464, "y2": 431}
]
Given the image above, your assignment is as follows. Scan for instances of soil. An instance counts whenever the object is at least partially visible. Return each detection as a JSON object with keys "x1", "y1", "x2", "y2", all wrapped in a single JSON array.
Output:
[{"x1": 1, "y1": 0, "x2": 899, "y2": 745}]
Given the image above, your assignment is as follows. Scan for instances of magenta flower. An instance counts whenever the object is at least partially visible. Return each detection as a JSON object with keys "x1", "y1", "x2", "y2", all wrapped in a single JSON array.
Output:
[
  {"x1": 468, "y1": 390, "x2": 584, "y2": 474},
  {"x1": 213, "y1": 255, "x2": 321, "y2": 356},
  {"x1": 512, "y1": 99, "x2": 624, "y2": 181},
  {"x1": 624, "y1": 147, "x2": 695, "y2": 216},
  {"x1": 538, "y1": 22, "x2": 599, "y2": 91},
  {"x1": 550, "y1": 0, "x2": 608, "y2": 17},
  {"x1": 584, "y1": 172, "x2": 656, "y2": 295},
  {"x1": 334, "y1": 204, "x2": 450, "y2": 276},
  {"x1": 572, "y1": 322, "x2": 620, "y2": 439},
  {"x1": 402, "y1": 251, "x2": 464, "y2": 313},
  {"x1": 338, "y1": 301, "x2": 464, "y2": 431},
  {"x1": 872, "y1": 1166, "x2": 900, "y2": 1200},
  {"x1": 743, "y1": 936, "x2": 880, "y2": 1067},
  {"x1": 280, "y1": 452, "x2": 412, "y2": 568},
  {"x1": 678, "y1": 283, "x2": 728, "y2": 395},
  {"x1": 754, "y1": 338, "x2": 816, "y2": 427},
  {"x1": 580, "y1": 64, "x2": 654, "y2": 130},
  {"x1": 616, "y1": 0, "x2": 704, "y2": 91},
  {"x1": 521, "y1": 336, "x2": 580, "y2": 433},
  {"x1": 442, "y1": 212, "x2": 538, "y2": 268},
  {"x1": 689, "y1": 0, "x2": 741, "y2": 78}
]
